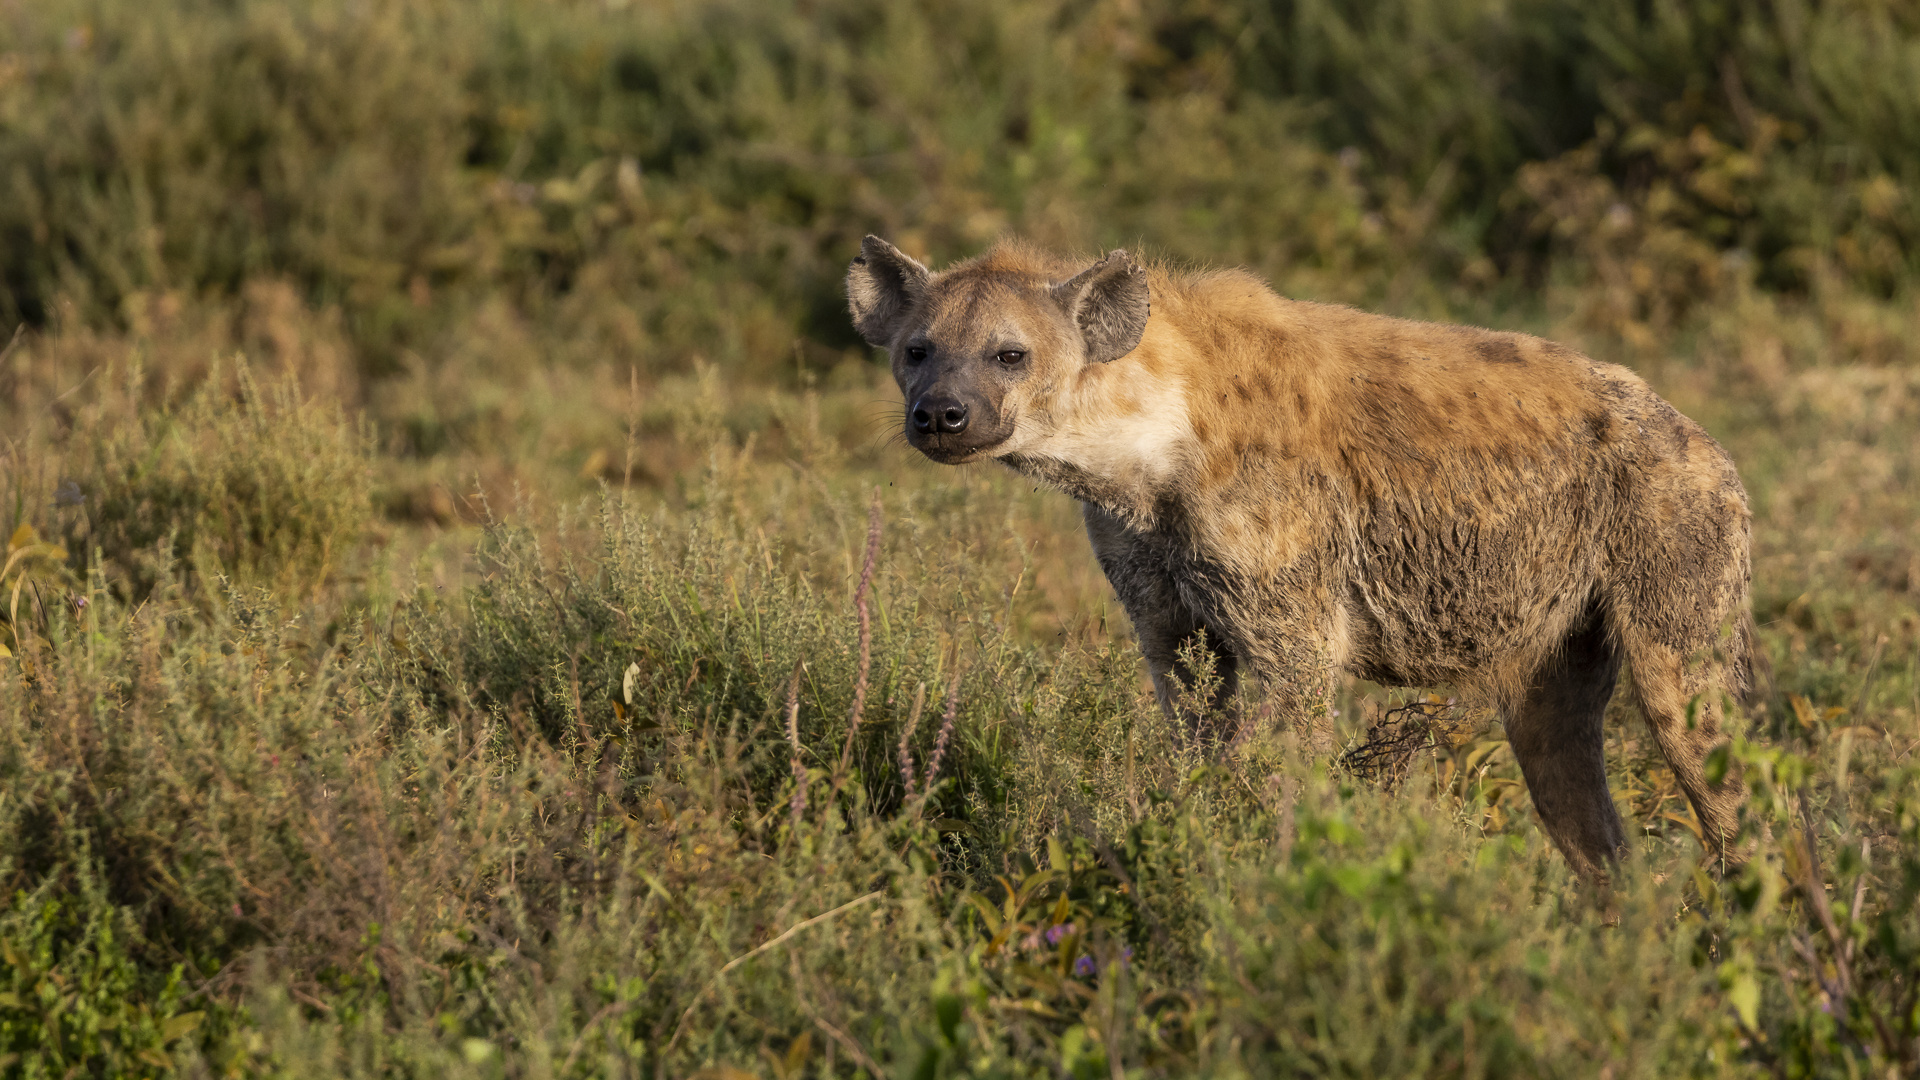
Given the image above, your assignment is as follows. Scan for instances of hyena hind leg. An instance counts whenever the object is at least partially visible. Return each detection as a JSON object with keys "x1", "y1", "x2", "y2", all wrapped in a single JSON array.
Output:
[{"x1": 1503, "y1": 605, "x2": 1629, "y2": 882}]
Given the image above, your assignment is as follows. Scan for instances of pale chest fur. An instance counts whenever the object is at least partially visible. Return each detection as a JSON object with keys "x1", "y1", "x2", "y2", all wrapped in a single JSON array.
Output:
[{"x1": 999, "y1": 359, "x2": 1199, "y2": 526}]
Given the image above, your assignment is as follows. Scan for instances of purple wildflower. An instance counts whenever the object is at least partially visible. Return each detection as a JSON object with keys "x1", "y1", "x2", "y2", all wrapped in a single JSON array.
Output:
[{"x1": 1045, "y1": 923, "x2": 1076, "y2": 946}]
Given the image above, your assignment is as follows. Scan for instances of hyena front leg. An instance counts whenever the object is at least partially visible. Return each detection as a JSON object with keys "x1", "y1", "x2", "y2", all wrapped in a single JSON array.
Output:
[
  {"x1": 1084, "y1": 506, "x2": 1240, "y2": 742},
  {"x1": 1112, "y1": 564, "x2": 1242, "y2": 743}
]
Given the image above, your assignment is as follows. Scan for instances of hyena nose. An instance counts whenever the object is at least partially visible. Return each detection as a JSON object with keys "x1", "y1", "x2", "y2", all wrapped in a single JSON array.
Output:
[{"x1": 911, "y1": 396, "x2": 969, "y2": 435}]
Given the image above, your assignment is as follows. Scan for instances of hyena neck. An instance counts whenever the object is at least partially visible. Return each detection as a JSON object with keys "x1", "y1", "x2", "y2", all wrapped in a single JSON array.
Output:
[
  {"x1": 997, "y1": 361, "x2": 1194, "y2": 529},
  {"x1": 997, "y1": 454, "x2": 1165, "y2": 527}
]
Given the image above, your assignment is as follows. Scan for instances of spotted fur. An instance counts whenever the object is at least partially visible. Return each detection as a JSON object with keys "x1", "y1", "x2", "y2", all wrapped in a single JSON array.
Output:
[{"x1": 849, "y1": 236, "x2": 1758, "y2": 879}]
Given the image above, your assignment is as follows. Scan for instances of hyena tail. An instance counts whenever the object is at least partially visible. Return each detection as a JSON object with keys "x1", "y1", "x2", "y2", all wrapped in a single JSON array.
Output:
[{"x1": 1614, "y1": 601, "x2": 1760, "y2": 862}]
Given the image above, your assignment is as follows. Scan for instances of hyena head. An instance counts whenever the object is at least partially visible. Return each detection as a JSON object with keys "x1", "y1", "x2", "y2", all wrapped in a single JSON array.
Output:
[{"x1": 846, "y1": 235, "x2": 1149, "y2": 465}]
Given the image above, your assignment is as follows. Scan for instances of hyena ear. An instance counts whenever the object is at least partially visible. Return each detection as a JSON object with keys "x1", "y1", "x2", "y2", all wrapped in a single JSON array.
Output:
[
  {"x1": 1051, "y1": 249, "x2": 1149, "y2": 364},
  {"x1": 847, "y1": 235, "x2": 930, "y2": 348}
]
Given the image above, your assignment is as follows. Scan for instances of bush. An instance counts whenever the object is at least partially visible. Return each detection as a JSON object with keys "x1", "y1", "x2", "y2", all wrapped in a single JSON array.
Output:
[
  {"x1": 66, "y1": 365, "x2": 371, "y2": 598},
  {"x1": 5, "y1": 0, "x2": 1915, "y2": 378},
  {"x1": 0, "y1": 881, "x2": 208, "y2": 1077},
  {"x1": 0, "y1": 471, "x2": 1916, "y2": 1075}
]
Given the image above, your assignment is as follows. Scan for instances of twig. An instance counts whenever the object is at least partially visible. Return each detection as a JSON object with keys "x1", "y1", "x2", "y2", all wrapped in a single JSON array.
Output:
[
  {"x1": 1851, "y1": 633, "x2": 1887, "y2": 719},
  {"x1": 787, "y1": 948, "x2": 888, "y2": 1076},
  {"x1": 1795, "y1": 804, "x2": 1855, "y2": 995},
  {"x1": 785, "y1": 661, "x2": 807, "y2": 830},
  {"x1": 568, "y1": 651, "x2": 589, "y2": 755},
  {"x1": 1336, "y1": 698, "x2": 1462, "y2": 790},
  {"x1": 925, "y1": 667, "x2": 963, "y2": 789},
  {"x1": 897, "y1": 681, "x2": 927, "y2": 798},
  {"x1": 811, "y1": 1014, "x2": 884, "y2": 1077},
  {"x1": 1094, "y1": 836, "x2": 1170, "y2": 954},
  {"x1": 1847, "y1": 837, "x2": 1869, "y2": 964},
  {"x1": 1796, "y1": 798, "x2": 1899, "y2": 1057},
  {"x1": 623, "y1": 365, "x2": 642, "y2": 489},
  {"x1": 286, "y1": 985, "x2": 336, "y2": 1015},
  {"x1": 829, "y1": 489, "x2": 883, "y2": 802},
  {"x1": 0, "y1": 324, "x2": 23, "y2": 366},
  {"x1": 560, "y1": 997, "x2": 633, "y2": 1076},
  {"x1": 658, "y1": 891, "x2": 886, "y2": 1073}
]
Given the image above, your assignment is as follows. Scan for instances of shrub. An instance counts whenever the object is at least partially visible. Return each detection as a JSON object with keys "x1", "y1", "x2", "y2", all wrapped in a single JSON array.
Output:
[
  {"x1": 0, "y1": 881, "x2": 209, "y2": 1077},
  {"x1": 0, "y1": 468, "x2": 1915, "y2": 1075},
  {"x1": 66, "y1": 365, "x2": 371, "y2": 598},
  {"x1": 6, "y1": 0, "x2": 1915, "y2": 378}
]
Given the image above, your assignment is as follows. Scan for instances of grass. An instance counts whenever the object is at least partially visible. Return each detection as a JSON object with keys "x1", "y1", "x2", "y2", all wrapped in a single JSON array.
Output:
[
  {"x1": 1, "y1": 0, "x2": 1919, "y2": 1076},
  {"x1": 1, "y1": 338, "x2": 1915, "y2": 1076}
]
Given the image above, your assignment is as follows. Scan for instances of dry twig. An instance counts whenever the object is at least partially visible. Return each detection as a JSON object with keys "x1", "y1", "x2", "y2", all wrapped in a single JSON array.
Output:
[
  {"x1": 786, "y1": 661, "x2": 808, "y2": 829},
  {"x1": 829, "y1": 489, "x2": 883, "y2": 802},
  {"x1": 925, "y1": 667, "x2": 963, "y2": 789},
  {"x1": 658, "y1": 890, "x2": 887, "y2": 1074},
  {"x1": 1337, "y1": 698, "x2": 1465, "y2": 791},
  {"x1": 897, "y1": 680, "x2": 927, "y2": 798}
]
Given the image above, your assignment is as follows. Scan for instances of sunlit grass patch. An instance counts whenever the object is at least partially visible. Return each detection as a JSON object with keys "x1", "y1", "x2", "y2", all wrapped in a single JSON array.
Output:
[{"x1": 60, "y1": 365, "x2": 372, "y2": 599}]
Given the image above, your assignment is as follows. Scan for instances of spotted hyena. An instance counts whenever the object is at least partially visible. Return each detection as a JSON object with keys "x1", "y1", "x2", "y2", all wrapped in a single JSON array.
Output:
[{"x1": 848, "y1": 235, "x2": 1758, "y2": 878}]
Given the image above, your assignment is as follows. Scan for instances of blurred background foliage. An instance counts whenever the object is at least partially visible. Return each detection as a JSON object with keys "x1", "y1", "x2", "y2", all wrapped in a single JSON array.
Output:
[{"x1": 3, "y1": 0, "x2": 1917, "y2": 373}]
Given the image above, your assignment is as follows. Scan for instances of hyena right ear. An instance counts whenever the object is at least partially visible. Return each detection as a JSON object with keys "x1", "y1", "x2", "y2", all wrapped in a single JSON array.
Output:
[
  {"x1": 847, "y1": 235, "x2": 930, "y2": 348},
  {"x1": 1052, "y1": 249, "x2": 1149, "y2": 363}
]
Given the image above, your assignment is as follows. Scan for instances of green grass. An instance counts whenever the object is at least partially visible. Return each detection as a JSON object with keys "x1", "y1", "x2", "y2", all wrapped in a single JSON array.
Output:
[
  {"x1": 2, "y1": 0, "x2": 1919, "y2": 1076},
  {"x1": 2, "y1": 382, "x2": 1915, "y2": 1076}
]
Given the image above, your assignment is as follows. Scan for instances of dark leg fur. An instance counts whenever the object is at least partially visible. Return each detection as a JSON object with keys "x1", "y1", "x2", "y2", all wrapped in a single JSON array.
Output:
[
  {"x1": 1147, "y1": 618, "x2": 1241, "y2": 744},
  {"x1": 1083, "y1": 505, "x2": 1242, "y2": 742},
  {"x1": 1504, "y1": 604, "x2": 1629, "y2": 881}
]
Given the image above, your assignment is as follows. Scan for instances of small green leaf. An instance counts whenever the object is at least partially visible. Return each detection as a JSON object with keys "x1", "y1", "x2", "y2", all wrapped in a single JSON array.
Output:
[
  {"x1": 1704, "y1": 745, "x2": 1731, "y2": 786},
  {"x1": 1723, "y1": 969, "x2": 1759, "y2": 1030},
  {"x1": 161, "y1": 1010, "x2": 204, "y2": 1043},
  {"x1": 934, "y1": 993, "x2": 963, "y2": 1044},
  {"x1": 964, "y1": 893, "x2": 1003, "y2": 933}
]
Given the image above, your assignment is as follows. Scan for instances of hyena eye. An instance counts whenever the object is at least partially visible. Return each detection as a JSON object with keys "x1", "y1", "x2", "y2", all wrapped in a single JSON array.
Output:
[
  {"x1": 906, "y1": 346, "x2": 927, "y2": 363},
  {"x1": 997, "y1": 350, "x2": 1027, "y2": 366}
]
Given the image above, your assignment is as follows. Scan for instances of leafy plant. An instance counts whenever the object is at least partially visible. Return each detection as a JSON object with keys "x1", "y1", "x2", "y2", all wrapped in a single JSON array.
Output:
[{"x1": 0, "y1": 524, "x2": 72, "y2": 662}]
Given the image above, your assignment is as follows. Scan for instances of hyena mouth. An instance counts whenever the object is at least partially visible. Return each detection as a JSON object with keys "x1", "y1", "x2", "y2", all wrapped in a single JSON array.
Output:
[{"x1": 911, "y1": 430, "x2": 1011, "y2": 465}]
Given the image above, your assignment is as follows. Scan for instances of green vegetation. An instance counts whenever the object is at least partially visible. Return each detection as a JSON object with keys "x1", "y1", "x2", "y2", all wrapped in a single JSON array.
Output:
[{"x1": 1, "y1": 0, "x2": 1917, "y2": 1076}]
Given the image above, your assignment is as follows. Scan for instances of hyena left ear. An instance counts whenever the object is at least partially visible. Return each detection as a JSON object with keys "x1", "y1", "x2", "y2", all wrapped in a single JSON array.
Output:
[
  {"x1": 1051, "y1": 250, "x2": 1149, "y2": 363},
  {"x1": 847, "y1": 235, "x2": 930, "y2": 348}
]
